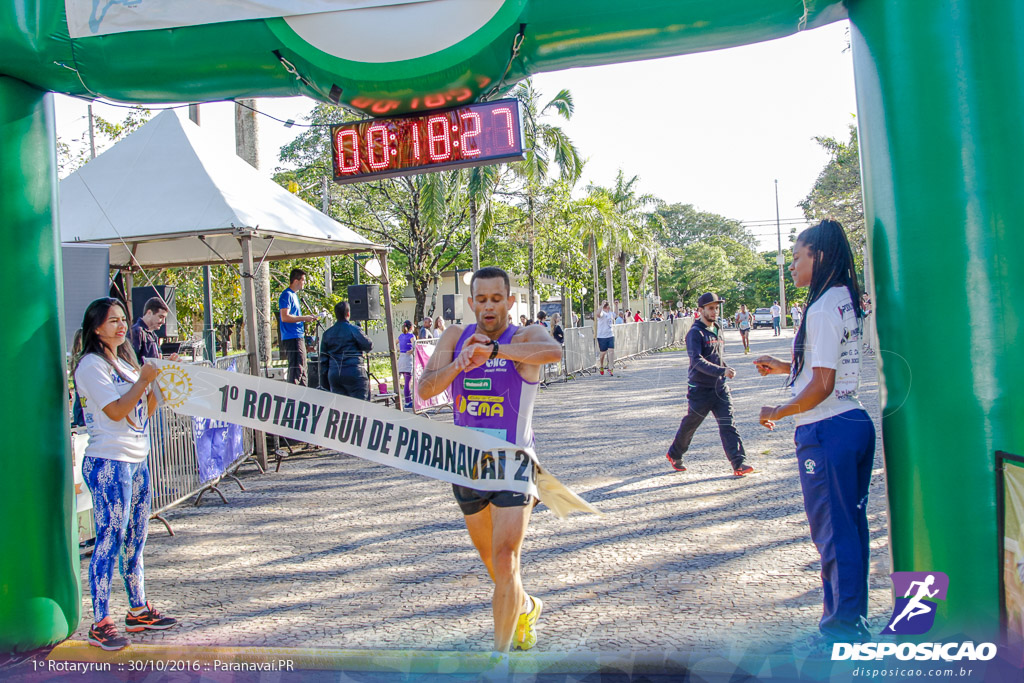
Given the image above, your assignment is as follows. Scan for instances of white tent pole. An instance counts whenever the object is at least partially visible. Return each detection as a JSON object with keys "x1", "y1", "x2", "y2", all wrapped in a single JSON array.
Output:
[{"x1": 239, "y1": 233, "x2": 268, "y2": 469}]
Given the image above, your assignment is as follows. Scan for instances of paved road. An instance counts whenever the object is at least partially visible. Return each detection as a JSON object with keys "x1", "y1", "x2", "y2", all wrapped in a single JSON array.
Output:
[{"x1": 71, "y1": 328, "x2": 890, "y2": 655}]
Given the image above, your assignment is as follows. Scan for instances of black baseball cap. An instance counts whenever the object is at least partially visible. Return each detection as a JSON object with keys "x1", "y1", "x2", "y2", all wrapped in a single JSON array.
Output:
[{"x1": 697, "y1": 292, "x2": 725, "y2": 308}]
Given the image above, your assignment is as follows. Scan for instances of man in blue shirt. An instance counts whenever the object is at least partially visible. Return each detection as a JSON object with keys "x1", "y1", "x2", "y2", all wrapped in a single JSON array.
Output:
[
  {"x1": 279, "y1": 268, "x2": 317, "y2": 385},
  {"x1": 664, "y1": 292, "x2": 753, "y2": 477}
]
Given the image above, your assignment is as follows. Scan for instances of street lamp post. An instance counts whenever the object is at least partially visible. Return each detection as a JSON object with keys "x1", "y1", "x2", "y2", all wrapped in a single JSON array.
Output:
[{"x1": 775, "y1": 179, "x2": 787, "y2": 331}]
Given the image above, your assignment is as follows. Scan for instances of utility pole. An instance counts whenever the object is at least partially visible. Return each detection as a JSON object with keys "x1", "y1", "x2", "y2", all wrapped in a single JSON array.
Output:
[
  {"x1": 87, "y1": 105, "x2": 96, "y2": 159},
  {"x1": 235, "y1": 99, "x2": 272, "y2": 371},
  {"x1": 775, "y1": 179, "x2": 787, "y2": 331},
  {"x1": 190, "y1": 104, "x2": 217, "y2": 362}
]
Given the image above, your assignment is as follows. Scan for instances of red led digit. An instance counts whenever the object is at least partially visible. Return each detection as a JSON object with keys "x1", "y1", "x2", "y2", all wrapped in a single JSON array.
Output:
[
  {"x1": 427, "y1": 115, "x2": 452, "y2": 161},
  {"x1": 459, "y1": 112, "x2": 482, "y2": 158},
  {"x1": 492, "y1": 107, "x2": 515, "y2": 149},
  {"x1": 336, "y1": 129, "x2": 359, "y2": 173},
  {"x1": 410, "y1": 123, "x2": 421, "y2": 161},
  {"x1": 366, "y1": 124, "x2": 390, "y2": 170}
]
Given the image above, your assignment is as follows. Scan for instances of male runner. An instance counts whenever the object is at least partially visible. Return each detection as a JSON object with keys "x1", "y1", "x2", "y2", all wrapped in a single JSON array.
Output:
[{"x1": 418, "y1": 266, "x2": 563, "y2": 660}]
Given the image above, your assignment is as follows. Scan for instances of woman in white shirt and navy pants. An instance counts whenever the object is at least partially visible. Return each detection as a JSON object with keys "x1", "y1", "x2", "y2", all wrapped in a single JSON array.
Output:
[{"x1": 755, "y1": 220, "x2": 876, "y2": 649}]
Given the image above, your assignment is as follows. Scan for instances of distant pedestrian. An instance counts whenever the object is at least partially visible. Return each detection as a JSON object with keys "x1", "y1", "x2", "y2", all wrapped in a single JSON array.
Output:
[
  {"x1": 665, "y1": 293, "x2": 753, "y2": 477},
  {"x1": 279, "y1": 269, "x2": 319, "y2": 385},
  {"x1": 860, "y1": 294, "x2": 874, "y2": 355},
  {"x1": 551, "y1": 313, "x2": 565, "y2": 345},
  {"x1": 128, "y1": 297, "x2": 180, "y2": 364},
  {"x1": 433, "y1": 316, "x2": 446, "y2": 338},
  {"x1": 536, "y1": 310, "x2": 550, "y2": 328},
  {"x1": 397, "y1": 320, "x2": 415, "y2": 409},
  {"x1": 319, "y1": 301, "x2": 373, "y2": 400},
  {"x1": 735, "y1": 304, "x2": 752, "y2": 354},
  {"x1": 596, "y1": 301, "x2": 616, "y2": 376},
  {"x1": 754, "y1": 219, "x2": 875, "y2": 651},
  {"x1": 791, "y1": 303, "x2": 803, "y2": 331},
  {"x1": 770, "y1": 301, "x2": 782, "y2": 336},
  {"x1": 418, "y1": 317, "x2": 433, "y2": 339}
]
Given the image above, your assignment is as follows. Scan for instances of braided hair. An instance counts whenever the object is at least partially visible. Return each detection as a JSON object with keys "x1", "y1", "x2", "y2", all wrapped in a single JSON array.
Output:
[{"x1": 789, "y1": 219, "x2": 862, "y2": 386}]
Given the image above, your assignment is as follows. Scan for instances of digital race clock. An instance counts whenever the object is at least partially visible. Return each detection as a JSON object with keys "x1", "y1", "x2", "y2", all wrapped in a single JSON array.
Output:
[{"x1": 330, "y1": 98, "x2": 525, "y2": 184}]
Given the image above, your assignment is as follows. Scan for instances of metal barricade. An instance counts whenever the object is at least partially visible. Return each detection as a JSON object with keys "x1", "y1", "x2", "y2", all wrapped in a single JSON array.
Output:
[
  {"x1": 147, "y1": 352, "x2": 255, "y2": 534},
  {"x1": 550, "y1": 318, "x2": 690, "y2": 381}
]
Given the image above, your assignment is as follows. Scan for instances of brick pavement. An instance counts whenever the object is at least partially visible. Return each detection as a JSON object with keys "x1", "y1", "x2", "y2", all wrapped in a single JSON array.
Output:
[{"x1": 71, "y1": 328, "x2": 890, "y2": 655}]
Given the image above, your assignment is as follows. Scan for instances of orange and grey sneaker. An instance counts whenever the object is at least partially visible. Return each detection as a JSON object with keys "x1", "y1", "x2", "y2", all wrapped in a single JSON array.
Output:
[
  {"x1": 125, "y1": 602, "x2": 178, "y2": 632},
  {"x1": 666, "y1": 453, "x2": 687, "y2": 472},
  {"x1": 88, "y1": 621, "x2": 129, "y2": 651},
  {"x1": 512, "y1": 595, "x2": 543, "y2": 651},
  {"x1": 733, "y1": 465, "x2": 755, "y2": 477}
]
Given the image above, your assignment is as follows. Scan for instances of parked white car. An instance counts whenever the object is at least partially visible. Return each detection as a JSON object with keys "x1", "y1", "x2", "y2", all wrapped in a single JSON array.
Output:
[{"x1": 752, "y1": 307, "x2": 774, "y2": 329}]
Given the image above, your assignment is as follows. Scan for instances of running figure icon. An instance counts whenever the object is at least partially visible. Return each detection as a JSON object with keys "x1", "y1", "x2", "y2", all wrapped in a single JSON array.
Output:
[{"x1": 885, "y1": 574, "x2": 939, "y2": 633}]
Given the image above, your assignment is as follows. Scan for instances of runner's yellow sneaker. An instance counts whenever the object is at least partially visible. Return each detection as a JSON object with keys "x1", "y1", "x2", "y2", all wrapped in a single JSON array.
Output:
[{"x1": 513, "y1": 595, "x2": 543, "y2": 650}]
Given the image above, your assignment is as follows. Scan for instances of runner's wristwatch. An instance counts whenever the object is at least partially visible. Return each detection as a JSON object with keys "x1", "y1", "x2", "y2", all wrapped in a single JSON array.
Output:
[{"x1": 488, "y1": 339, "x2": 500, "y2": 360}]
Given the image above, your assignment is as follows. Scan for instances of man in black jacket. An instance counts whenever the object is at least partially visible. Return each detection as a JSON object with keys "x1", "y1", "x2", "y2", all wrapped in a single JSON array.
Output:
[
  {"x1": 319, "y1": 301, "x2": 374, "y2": 400},
  {"x1": 665, "y1": 292, "x2": 753, "y2": 477}
]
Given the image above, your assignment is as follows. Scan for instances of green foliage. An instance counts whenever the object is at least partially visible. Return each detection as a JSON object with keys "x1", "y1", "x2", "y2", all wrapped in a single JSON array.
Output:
[
  {"x1": 656, "y1": 203, "x2": 757, "y2": 250},
  {"x1": 274, "y1": 103, "x2": 466, "y2": 322},
  {"x1": 57, "y1": 105, "x2": 152, "y2": 177},
  {"x1": 799, "y1": 123, "x2": 865, "y2": 269},
  {"x1": 660, "y1": 242, "x2": 735, "y2": 308}
]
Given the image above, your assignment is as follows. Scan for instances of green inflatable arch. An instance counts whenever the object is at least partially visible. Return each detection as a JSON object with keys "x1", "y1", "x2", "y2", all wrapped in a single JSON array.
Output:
[{"x1": 2, "y1": 0, "x2": 1020, "y2": 651}]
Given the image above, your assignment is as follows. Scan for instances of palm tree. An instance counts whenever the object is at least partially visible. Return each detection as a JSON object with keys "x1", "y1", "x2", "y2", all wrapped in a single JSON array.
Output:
[
  {"x1": 466, "y1": 164, "x2": 504, "y2": 270},
  {"x1": 602, "y1": 170, "x2": 658, "y2": 313},
  {"x1": 510, "y1": 80, "x2": 583, "y2": 317}
]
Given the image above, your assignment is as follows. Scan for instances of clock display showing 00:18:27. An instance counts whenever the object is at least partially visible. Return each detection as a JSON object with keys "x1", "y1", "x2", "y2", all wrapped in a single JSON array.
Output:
[{"x1": 331, "y1": 99, "x2": 525, "y2": 184}]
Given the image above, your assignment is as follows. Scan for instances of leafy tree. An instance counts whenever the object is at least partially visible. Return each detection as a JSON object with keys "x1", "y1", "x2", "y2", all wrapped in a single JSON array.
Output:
[
  {"x1": 799, "y1": 123, "x2": 865, "y2": 269},
  {"x1": 275, "y1": 103, "x2": 468, "y2": 322},
  {"x1": 660, "y1": 242, "x2": 735, "y2": 307},
  {"x1": 656, "y1": 203, "x2": 757, "y2": 251},
  {"x1": 507, "y1": 80, "x2": 583, "y2": 317},
  {"x1": 588, "y1": 171, "x2": 658, "y2": 312},
  {"x1": 58, "y1": 105, "x2": 152, "y2": 177}
]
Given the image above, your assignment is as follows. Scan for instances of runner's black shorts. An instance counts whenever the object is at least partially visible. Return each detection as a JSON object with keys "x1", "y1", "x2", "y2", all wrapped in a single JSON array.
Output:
[
  {"x1": 598, "y1": 336, "x2": 614, "y2": 352},
  {"x1": 452, "y1": 484, "x2": 536, "y2": 516}
]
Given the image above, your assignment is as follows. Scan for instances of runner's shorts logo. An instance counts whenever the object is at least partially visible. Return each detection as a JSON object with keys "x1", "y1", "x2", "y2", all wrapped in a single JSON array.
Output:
[
  {"x1": 804, "y1": 458, "x2": 815, "y2": 474},
  {"x1": 883, "y1": 571, "x2": 949, "y2": 635}
]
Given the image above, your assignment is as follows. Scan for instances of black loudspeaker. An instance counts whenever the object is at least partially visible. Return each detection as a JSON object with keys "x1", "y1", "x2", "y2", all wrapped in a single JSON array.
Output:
[
  {"x1": 61, "y1": 243, "x2": 110, "y2": 350},
  {"x1": 348, "y1": 284, "x2": 380, "y2": 321},
  {"x1": 307, "y1": 356, "x2": 321, "y2": 390},
  {"x1": 442, "y1": 294, "x2": 455, "y2": 320},
  {"x1": 131, "y1": 285, "x2": 178, "y2": 338}
]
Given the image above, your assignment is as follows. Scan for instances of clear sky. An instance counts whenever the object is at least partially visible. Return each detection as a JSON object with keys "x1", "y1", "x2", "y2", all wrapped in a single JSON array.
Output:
[{"x1": 54, "y1": 19, "x2": 856, "y2": 252}]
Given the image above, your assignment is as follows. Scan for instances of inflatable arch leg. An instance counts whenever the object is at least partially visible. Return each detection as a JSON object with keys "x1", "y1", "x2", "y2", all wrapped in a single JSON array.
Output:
[
  {"x1": 0, "y1": 77, "x2": 80, "y2": 651},
  {"x1": 850, "y1": 0, "x2": 1024, "y2": 640}
]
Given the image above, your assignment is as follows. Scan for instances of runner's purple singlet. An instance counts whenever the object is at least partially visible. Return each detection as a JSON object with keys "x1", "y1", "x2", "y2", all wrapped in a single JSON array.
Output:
[{"x1": 452, "y1": 324, "x2": 539, "y2": 448}]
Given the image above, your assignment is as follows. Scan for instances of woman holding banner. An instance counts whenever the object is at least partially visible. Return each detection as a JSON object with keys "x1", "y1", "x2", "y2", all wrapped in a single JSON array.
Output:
[{"x1": 72, "y1": 298, "x2": 178, "y2": 651}]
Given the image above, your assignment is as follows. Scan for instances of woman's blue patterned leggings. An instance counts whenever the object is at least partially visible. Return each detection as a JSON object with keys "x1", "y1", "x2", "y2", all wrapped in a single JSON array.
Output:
[{"x1": 82, "y1": 456, "x2": 150, "y2": 622}]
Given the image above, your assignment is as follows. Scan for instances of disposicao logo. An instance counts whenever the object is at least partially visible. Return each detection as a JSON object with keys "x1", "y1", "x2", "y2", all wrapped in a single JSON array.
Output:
[
  {"x1": 883, "y1": 571, "x2": 947, "y2": 635},
  {"x1": 831, "y1": 571, "x2": 998, "y2": 662}
]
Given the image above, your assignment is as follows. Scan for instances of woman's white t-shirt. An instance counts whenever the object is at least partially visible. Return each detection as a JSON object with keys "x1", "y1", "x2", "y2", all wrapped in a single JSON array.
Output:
[
  {"x1": 791, "y1": 286, "x2": 865, "y2": 427},
  {"x1": 74, "y1": 354, "x2": 150, "y2": 463}
]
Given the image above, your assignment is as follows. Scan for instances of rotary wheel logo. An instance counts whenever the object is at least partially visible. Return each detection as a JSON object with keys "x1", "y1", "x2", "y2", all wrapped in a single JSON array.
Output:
[{"x1": 157, "y1": 367, "x2": 193, "y2": 409}]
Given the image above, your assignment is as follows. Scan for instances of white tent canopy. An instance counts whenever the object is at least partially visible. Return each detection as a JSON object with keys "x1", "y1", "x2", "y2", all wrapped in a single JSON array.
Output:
[{"x1": 59, "y1": 109, "x2": 383, "y2": 268}]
